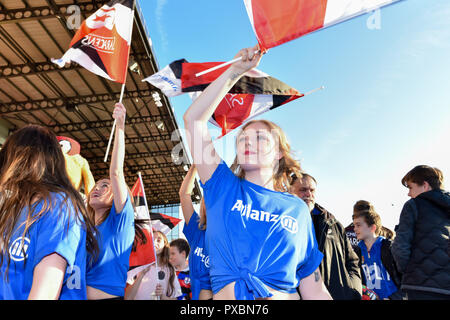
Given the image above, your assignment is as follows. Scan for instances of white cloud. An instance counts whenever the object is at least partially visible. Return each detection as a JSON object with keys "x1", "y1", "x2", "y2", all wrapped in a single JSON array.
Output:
[{"x1": 155, "y1": 0, "x2": 169, "y2": 51}]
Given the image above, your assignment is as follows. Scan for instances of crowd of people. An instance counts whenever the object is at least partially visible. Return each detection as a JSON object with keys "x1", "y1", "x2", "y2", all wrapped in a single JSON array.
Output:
[{"x1": 0, "y1": 46, "x2": 448, "y2": 300}]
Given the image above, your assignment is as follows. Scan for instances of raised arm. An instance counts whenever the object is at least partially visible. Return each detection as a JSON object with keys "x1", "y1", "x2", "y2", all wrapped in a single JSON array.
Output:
[
  {"x1": 110, "y1": 102, "x2": 129, "y2": 213},
  {"x1": 179, "y1": 165, "x2": 197, "y2": 225},
  {"x1": 183, "y1": 45, "x2": 262, "y2": 184}
]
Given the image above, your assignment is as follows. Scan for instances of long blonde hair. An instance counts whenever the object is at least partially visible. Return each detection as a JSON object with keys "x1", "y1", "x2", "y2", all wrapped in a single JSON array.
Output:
[{"x1": 230, "y1": 120, "x2": 302, "y2": 192}]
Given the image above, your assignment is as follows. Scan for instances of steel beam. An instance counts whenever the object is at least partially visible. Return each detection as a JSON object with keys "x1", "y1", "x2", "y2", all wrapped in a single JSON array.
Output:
[
  {"x1": 0, "y1": 89, "x2": 155, "y2": 115},
  {"x1": 91, "y1": 162, "x2": 181, "y2": 176},
  {"x1": 0, "y1": 53, "x2": 150, "y2": 79},
  {"x1": 49, "y1": 114, "x2": 173, "y2": 134},
  {"x1": 0, "y1": 3, "x2": 108, "y2": 25}
]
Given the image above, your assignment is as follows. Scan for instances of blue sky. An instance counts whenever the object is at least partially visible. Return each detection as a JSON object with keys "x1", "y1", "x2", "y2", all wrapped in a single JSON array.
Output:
[{"x1": 139, "y1": 0, "x2": 450, "y2": 230}]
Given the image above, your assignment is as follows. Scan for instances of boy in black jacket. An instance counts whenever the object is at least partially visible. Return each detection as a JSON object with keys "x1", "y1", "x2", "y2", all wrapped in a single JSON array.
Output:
[{"x1": 392, "y1": 165, "x2": 450, "y2": 300}]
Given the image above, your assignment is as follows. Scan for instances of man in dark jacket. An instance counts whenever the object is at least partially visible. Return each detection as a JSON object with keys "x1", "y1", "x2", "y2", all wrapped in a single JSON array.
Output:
[
  {"x1": 392, "y1": 165, "x2": 450, "y2": 300},
  {"x1": 291, "y1": 173, "x2": 362, "y2": 300}
]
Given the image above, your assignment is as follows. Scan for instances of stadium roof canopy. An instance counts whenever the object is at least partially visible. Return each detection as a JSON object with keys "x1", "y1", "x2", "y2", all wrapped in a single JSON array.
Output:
[{"x1": 0, "y1": 0, "x2": 201, "y2": 206}]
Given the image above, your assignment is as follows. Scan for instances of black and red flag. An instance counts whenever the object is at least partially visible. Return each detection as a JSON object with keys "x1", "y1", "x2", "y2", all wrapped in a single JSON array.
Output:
[
  {"x1": 150, "y1": 212, "x2": 182, "y2": 235},
  {"x1": 52, "y1": 0, "x2": 134, "y2": 83},
  {"x1": 143, "y1": 59, "x2": 303, "y2": 137},
  {"x1": 129, "y1": 176, "x2": 156, "y2": 269},
  {"x1": 131, "y1": 175, "x2": 149, "y2": 220}
]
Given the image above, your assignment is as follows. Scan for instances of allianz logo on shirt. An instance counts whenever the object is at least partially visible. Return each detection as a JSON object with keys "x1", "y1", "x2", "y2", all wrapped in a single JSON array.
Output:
[
  {"x1": 231, "y1": 200, "x2": 299, "y2": 234},
  {"x1": 193, "y1": 247, "x2": 210, "y2": 268},
  {"x1": 362, "y1": 262, "x2": 391, "y2": 290},
  {"x1": 9, "y1": 237, "x2": 30, "y2": 262},
  {"x1": 9, "y1": 236, "x2": 82, "y2": 290}
]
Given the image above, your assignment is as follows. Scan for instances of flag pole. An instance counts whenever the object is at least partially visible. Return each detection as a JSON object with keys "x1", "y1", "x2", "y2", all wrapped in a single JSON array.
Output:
[
  {"x1": 137, "y1": 171, "x2": 150, "y2": 220},
  {"x1": 137, "y1": 171, "x2": 161, "y2": 300},
  {"x1": 103, "y1": 84, "x2": 126, "y2": 162},
  {"x1": 103, "y1": 1, "x2": 136, "y2": 163},
  {"x1": 137, "y1": 171, "x2": 157, "y2": 269},
  {"x1": 303, "y1": 85, "x2": 325, "y2": 96},
  {"x1": 195, "y1": 50, "x2": 260, "y2": 77}
]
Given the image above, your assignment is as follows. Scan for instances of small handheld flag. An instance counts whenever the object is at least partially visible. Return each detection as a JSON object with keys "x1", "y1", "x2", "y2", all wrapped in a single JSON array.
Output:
[
  {"x1": 52, "y1": 0, "x2": 135, "y2": 84},
  {"x1": 243, "y1": 0, "x2": 405, "y2": 52},
  {"x1": 150, "y1": 212, "x2": 182, "y2": 235},
  {"x1": 143, "y1": 59, "x2": 304, "y2": 137},
  {"x1": 129, "y1": 173, "x2": 156, "y2": 269},
  {"x1": 51, "y1": 0, "x2": 136, "y2": 163}
]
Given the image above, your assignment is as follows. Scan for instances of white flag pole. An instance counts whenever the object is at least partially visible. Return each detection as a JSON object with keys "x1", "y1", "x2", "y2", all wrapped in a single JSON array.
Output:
[
  {"x1": 103, "y1": 84, "x2": 126, "y2": 162},
  {"x1": 137, "y1": 171, "x2": 150, "y2": 220},
  {"x1": 137, "y1": 171, "x2": 161, "y2": 300},
  {"x1": 303, "y1": 85, "x2": 325, "y2": 96},
  {"x1": 103, "y1": 1, "x2": 136, "y2": 163},
  {"x1": 195, "y1": 50, "x2": 260, "y2": 77}
]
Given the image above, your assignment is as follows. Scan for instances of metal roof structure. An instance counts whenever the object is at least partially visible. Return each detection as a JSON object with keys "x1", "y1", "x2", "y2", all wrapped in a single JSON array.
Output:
[{"x1": 0, "y1": 0, "x2": 201, "y2": 206}]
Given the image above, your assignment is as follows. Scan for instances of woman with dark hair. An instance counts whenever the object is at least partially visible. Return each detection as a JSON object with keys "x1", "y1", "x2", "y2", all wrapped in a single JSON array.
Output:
[
  {"x1": 85, "y1": 102, "x2": 135, "y2": 300},
  {"x1": 0, "y1": 125, "x2": 98, "y2": 300},
  {"x1": 183, "y1": 45, "x2": 331, "y2": 300}
]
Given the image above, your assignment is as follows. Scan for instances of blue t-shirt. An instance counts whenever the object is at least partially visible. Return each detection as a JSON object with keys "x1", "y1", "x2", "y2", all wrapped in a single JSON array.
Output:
[
  {"x1": 0, "y1": 193, "x2": 88, "y2": 300},
  {"x1": 86, "y1": 195, "x2": 135, "y2": 297},
  {"x1": 183, "y1": 211, "x2": 212, "y2": 300},
  {"x1": 200, "y1": 160, "x2": 323, "y2": 300},
  {"x1": 358, "y1": 237, "x2": 398, "y2": 299}
]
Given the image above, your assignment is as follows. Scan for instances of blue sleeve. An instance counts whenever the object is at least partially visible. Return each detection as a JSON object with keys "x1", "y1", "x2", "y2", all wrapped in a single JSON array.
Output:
[
  {"x1": 200, "y1": 160, "x2": 238, "y2": 211},
  {"x1": 183, "y1": 211, "x2": 199, "y2": 244},
  {"x1": 33, "y1": 195, "x2": 83, "y2": 268},
  {"x1": 110, "y1": 194, "x2": 135, "y2": 233},
  {"x1": 296, "y1": 213, "x2": 323, "y2": 280}
]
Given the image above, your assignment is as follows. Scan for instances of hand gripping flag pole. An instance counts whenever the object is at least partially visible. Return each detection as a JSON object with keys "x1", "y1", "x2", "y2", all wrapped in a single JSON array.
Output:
[
  {"x1": 195, "y1": 50, "x2": 261, "y2": 78},
  {"x1": 103, "y1": 83, "x2": 126, "y2": 162},
  {"x1": 103, "y1": 1, "x2": 136, "y2": 163}
]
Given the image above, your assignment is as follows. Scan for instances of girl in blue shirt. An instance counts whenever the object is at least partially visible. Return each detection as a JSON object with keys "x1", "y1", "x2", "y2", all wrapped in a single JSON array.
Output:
[
  {"x1": 179, "y1": 164, "x2": 213, "y2": 300},
  {"x1": 85, "y1": 103, "x2": 135, "y2": 299},
  {"x1": 183, "y1": 46, "x2": 332, "y2": 300},
  {"x1": 353, "y1": 201, "x2": 399, "y2": 300},
  {"x1": 0, "y1": 125, "x2": 98, "y2": 300}
]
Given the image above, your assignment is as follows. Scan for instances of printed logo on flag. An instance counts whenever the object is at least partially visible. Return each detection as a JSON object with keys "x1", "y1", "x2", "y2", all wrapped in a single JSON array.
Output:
[
  {"x1": 9, "y1": 237, "x2": 30, "y2": 262},
  {"x1": 86, "y1": 7, "x2": 116, "y2": 30},
  {"x1": 81, "y1": 34, "x2": 116, "y2": 54}
]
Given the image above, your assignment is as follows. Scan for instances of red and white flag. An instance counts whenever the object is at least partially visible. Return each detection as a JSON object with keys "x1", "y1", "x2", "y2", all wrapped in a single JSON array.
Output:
[
  {"x1": 143, "y1": 59, "x2": 303, "y2": 137},
  {"x1": 131, "y1": 176, "x2": 149, "y2": 220},
  {"x1": 150, "y1": 212, "x2": 182, "y2": 236},
  {"x1": 244, "y1": 0, "x2": 404, "y2": 51},
  {"x1": 129, "y1": 176, "x2": 156, "y2": 269},
  {"x1": 52, "y1": 0, "x2": 134, "y2": 83}
]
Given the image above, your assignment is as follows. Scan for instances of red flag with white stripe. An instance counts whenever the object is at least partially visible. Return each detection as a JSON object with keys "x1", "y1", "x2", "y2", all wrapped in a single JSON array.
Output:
[
  {"x1": 52, "y1": 0, "x2": 134, "y2": 83},
  {"x1": 244, "y1": 0, "x2": 405, "y2": 51},
  {"x1": 150, "y1": 212, "x2": 182, "y2": 235},
  {"x1": 129, "y1": 176, "x2": 156, "y2": 268},
  {"x1": 143, "y1": 59, "x2": 303, "y2": 137}
]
